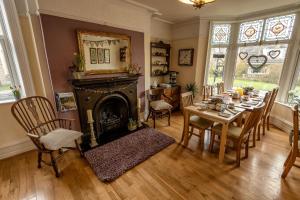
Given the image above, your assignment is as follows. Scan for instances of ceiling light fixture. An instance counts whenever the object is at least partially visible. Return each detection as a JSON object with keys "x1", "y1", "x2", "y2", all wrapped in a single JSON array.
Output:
[{"x1": 179, "y1": 0, "x2": 215, "y2": 9}]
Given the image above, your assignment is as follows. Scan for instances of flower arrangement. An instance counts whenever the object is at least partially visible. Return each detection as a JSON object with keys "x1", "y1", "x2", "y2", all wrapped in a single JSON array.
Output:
[
  {"x1": 72, "y1": 52, "x2": 85, "y2": 72},
  {"x1": 10, "y1": 85, "x2": 21, "y2": 100}
]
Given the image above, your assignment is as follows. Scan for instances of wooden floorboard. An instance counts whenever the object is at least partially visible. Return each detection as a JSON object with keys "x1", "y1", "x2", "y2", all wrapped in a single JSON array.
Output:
[{"x1": 1, "y1": 112, "x2": 300, "y2": 200}]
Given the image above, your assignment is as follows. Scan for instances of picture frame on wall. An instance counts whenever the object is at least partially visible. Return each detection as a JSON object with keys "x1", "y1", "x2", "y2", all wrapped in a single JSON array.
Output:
[
  {"x1": 89, "y1": 48, "x2": 98, "y2": 64},
  {"x1": 55, "y1": 92, "x2": 77, "y2": 112},
  {"x1": 178, "y1": 48, "x2": 194, "y2": 66},
  {"x1": 77, "y1": 30, "x2": 131, "y2": 74}
]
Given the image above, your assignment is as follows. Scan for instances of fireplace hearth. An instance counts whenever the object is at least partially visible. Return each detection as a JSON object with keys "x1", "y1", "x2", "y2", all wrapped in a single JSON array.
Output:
[{"x1": 72, "y1": 75, "x2": 139, "y2": 148}]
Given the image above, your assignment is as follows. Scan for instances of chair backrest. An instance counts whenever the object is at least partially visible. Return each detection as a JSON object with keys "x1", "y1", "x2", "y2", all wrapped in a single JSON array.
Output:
[
  {"x1": 11, "y1": 96, "x2": 57, "y2": 137},
  {"x1": 181, "y1": 91, "x2": 193, "y2": 108},
  {"x1": 291, "y1": 104, "x2": 299, "y2": 152},
  {"x1": 216, "y1": 82, "x2": 225, "y2": 94},
  {"x1": 147, "y1": 88, "x2": 164, "y2": 102},
  {"x1": 264, "y1": 87, "x2": 279, "y2": 117},
  {"x1": 240, "y1": 103, "x2": 266, "y2": 142}
]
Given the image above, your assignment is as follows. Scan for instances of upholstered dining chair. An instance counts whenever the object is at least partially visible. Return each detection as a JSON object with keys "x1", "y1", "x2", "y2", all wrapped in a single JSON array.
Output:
[
  {"x1": 281, "y1": 104, "x2": 300, "y2": 178},
  {"x1": 209, "y1": 103, "x2": 265, "y2": 166},
  {"x1": 180, "y1": 91, "x2": 214, "y2": 147},
  {"x1": 262, "y1": 87, "x2": 279, "y2": 136},
  {"x1": 11, "y1": 96, "x2": 82, "y2": 177},
  {"x1": 146, "y1": 88, "x2": 172, "y2": 128}
]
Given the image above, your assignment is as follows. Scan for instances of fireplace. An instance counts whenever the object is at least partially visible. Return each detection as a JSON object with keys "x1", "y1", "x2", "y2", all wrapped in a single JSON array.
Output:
[{"x1": 72, "y1": 75, "x2": 139, "y2": 147}]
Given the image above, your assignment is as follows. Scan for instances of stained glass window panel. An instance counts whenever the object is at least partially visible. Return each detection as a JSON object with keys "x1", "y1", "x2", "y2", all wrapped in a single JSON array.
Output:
[
  {"x1": 263, "y1": 14, "x2": 296, "y2": 41},
  {"x1": 211, "y1": 24, "x2": 231, "y2": 45},
  {"x1": 238, "y1": 20, "x2": 264, "y2": 43}
]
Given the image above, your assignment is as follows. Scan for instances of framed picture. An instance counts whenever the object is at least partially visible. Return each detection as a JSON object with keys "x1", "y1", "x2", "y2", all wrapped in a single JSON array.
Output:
[
  {"x1": 104, "y1": 49, "x2": 110, "y2": 64},
  {"x1": 97, "y1": 48, "x2": 104, "y2": 64},
  {"x1": 89, "y1": 48, "x2": 97, "y2": 64},
  {"x1": 55, "y1": 92, "x2": 77, "y2": 112},
  {"x1": 178, "y1": 48, "x2": 194, "y2": 66},
  {"x1": 77, "y1": 30, "x2": 131, "y2": 74}
]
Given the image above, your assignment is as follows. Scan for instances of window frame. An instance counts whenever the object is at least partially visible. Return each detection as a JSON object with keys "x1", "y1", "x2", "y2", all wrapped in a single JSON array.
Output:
[{"x1": 205, "y1": 11, "x2": 299, "y2": 103}]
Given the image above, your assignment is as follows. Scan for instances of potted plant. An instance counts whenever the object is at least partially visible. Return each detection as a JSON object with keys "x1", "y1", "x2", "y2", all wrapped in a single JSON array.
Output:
[
  {"x1": 127, "y1": 118, "x2": 137, "y2": 131},
  {"x1": 185, "y1": 82, "x2": 199, "y2": 97},
  {"x1": 10, "y1": 85, "x2": 21, "y2": 100},
  {"x1": 72, "y1": 52, "x2": 85, "y2": 79}
]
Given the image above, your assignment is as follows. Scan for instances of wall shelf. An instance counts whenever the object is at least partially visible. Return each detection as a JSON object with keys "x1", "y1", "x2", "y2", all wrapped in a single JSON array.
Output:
[{"x1": 150, "y1": 42, "x2": 171, "y2": 77}]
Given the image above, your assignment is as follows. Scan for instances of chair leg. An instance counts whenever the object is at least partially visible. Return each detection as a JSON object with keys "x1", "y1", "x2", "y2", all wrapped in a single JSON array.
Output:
[
  {"x1": 284, "y1": 149, "x2": 292, "y2": 167},
  {"x1": 263, "y1": 117, "x2": 266, "y2": 136},
  {"x1": 267, "y1": 115, "x2": 270, "y2": 131},
  {"x1": 152, "y1": 112, "x2": 156, "y2": 128},
  {"x1": 252, "y1": 126, "x2": 256, "y2": 147},
  {"x1": 37, "y1": 151, "x2": 42, "y2": 168},
  {"x1": 281, "y1": 156, "x2": 296, "y2": 178},
  {"x1": 75, "y1": 139, "x2": 83, "y2": 157},
  {"x1": 245, "y1": 140, "x2": 249, "y2": 159},
  {"x1": 257, "y1": 123, "x2": 261, "y2": 141},
  {"x1": 209, "y1": 131, "x2": 215, "y2": 152},
  {"x1": 168, "y1": 110, "x2": 171, "y2": 126},
  {"x1": 146, "y1": 110, "x2": 151, "y2": 122},
  {"x1": 50, "y1": 152, "x2": 60, "y2": 178},
  {"x1": 236, "y1": 144, "x2": 241, "y2": 167}
]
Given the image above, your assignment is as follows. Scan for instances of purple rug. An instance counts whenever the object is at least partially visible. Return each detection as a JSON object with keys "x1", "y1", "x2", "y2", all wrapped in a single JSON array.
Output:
[{"x1": 84, "y1": 128, "x2": 175, "y2": 182}]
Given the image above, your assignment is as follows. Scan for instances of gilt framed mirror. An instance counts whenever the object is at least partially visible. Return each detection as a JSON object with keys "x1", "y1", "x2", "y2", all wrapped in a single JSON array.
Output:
[{"x1": 77, "y1": 30, "x2": 131, "y2": 74}]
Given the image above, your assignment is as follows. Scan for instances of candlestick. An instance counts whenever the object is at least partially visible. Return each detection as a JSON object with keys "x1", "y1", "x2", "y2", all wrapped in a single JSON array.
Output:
[
  {"x1": 137, "y1": 97, "x2": 142, "y2": 127},
  {"x1": 86, "y1": 109, "x2": 97, "y2": 147}
]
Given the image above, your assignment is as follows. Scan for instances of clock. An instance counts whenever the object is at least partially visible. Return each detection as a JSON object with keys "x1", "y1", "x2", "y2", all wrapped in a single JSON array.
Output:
[{"x1": 178, "y1": 48, "x2": 194, "y2": 66}]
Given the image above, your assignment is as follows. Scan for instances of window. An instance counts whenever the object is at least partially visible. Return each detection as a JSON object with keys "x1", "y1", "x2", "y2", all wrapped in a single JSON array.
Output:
[
  {"x1": 206, "y1": 24, "x2": 231, "y2": 85},
  {"x1": 238, "y1": 20, "x2": 264, "y2": 43},
  {"x1": 0, "y1": 3, "x2": 22, "y2": 102}
]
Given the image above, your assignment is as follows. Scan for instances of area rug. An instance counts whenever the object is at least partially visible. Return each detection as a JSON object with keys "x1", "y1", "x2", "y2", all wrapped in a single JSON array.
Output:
[{"x1": 84, "y1": 127, "x2": 175, "y2": 182}]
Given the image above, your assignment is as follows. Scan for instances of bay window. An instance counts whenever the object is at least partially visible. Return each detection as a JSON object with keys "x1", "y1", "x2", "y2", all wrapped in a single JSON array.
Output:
[{"x1": 205, "y1": 12, "x2": 298, "y2": 103}]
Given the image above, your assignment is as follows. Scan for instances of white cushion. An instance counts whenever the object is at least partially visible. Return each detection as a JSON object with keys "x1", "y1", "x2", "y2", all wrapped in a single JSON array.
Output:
[
  {"x1": 40, "y1": 128, "x2": 82, "y2": 150},
  {"x1": 150, "y1": 100, "x2": 172, "y2": 111}
]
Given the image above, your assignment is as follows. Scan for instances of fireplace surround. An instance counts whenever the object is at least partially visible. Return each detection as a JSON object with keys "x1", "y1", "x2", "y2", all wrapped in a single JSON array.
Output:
[{"x1": 72, "y1": 75, "x2": 139, "y2": 147}]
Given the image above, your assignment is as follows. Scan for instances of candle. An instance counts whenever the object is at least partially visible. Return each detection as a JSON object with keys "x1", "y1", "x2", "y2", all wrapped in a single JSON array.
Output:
[
  {"x1": 137, "y1": 97, "x2": 141, "y2": 108},
  {"x1": 87, "y1": 109, "x2": 93, "y2": 123}
]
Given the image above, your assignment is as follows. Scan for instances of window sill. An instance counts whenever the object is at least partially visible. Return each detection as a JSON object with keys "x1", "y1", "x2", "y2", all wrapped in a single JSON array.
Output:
[
  {"x1": 0, "y1": 99, "x2": 15, "y2": 105},
  {"x1": 274, "y1": 101, "x2": 292, "y2": 108}
]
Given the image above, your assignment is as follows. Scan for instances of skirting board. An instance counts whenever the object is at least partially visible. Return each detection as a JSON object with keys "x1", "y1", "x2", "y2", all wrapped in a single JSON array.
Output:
[
  {"x1": 0, "y1": 139, "x2": 35, "y2": 160},
  {"x1": 269, "y1": 115, "x2": 292, "y2": 133}
]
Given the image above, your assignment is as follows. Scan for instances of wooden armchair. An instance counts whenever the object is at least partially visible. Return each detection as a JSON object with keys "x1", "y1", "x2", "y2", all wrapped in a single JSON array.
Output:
[
  {"x1": 209, "y1": 103, "x2": 265, "y2": 166},
  {"x1": 146, "y1": 89, "x2": 172, "y2": 128},
  {"x1": 11, "y1": 96, "x2": 82, "y2": 177},
  {"x1": 180, "y1": 92, "x2": 213, "y2": 147},
  {"x1": 281, "y1": 104, "x2": 300, "y2": 178},
  {"x1": 216, "y1": 82, "x2": 225, "y2": 94}
]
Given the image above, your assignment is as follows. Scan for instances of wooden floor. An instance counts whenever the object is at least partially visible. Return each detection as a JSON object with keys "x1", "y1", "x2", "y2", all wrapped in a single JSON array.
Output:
[{"x1": 1, "y1": 113, "x2": 300, "y2": 200}]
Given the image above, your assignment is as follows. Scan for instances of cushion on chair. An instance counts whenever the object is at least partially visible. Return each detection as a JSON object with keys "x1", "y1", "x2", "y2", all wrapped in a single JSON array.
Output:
[
  {"x1": 40, "y1": 128, "x2": 83, "y2": 150},
  {"x1": 189, "y1": 115, "x2": 213, "y2": 129},
  {"x1": 212, "y1": 124, "x2": 242, "y2": 138},
  {"x1": 150, "y1": 100, "x2": 172, "y2": 111}
]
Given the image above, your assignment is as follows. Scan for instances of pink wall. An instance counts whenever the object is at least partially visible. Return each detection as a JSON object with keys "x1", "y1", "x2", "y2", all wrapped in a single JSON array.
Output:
[{"x1": 40, "y1": 14, "x2": 145, "y2": 130}]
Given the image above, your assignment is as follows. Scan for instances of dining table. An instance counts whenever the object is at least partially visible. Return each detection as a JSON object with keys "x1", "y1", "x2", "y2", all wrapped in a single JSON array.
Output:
[{"x1": 182, "y1": 95, "x2": 264, "y2": 163}]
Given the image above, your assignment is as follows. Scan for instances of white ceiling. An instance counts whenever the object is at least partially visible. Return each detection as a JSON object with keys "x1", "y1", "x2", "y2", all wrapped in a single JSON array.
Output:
[{"x1": 128, "y1": 0, "x2": 300, "y2": 23}]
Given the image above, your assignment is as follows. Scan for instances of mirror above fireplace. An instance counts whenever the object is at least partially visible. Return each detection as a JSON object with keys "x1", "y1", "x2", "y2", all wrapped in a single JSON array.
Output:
[{"x1": 77, "y1": 30, "x2": 131, "y2": 74}]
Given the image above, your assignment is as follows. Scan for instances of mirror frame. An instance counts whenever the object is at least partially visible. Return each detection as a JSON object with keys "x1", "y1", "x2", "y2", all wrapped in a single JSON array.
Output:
[{"x1": 77, "y1": 30, "x2": 131, "y2": 74}]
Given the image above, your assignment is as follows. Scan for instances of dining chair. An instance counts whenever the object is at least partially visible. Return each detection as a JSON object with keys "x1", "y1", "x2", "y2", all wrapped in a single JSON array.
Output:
[
  {"x1": 281, "y1": 104, "x2": 300, "y2": 178},
  {"x1": 209, "y1": 103, "x2": 265, "y2": 166},
  {"x1": 253, "y1": 92, "x2": 271, "y2": 146},
  {"x1": 180, "y1": 91, "x2": 214, "y2": 147},
  {"x1": 146, "y1": 88, "x2": 172, "y2": 128},
  {"x1": 11, "y1": 96, "x2": 83, "y2": 177},
  {"x1": 262, "y1": 87, "x2": 279, "y2": 136}
]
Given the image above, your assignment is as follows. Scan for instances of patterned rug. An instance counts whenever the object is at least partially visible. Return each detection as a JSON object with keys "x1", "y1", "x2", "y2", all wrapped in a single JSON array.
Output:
[{"x1": 84, "y1": 128, "x2": 175, "y2": 182}]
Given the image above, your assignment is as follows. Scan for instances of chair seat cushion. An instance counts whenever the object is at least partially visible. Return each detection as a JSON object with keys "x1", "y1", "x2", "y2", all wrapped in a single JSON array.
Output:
[
  {"x1": 212, "y1": 124, "x2": 242, "y2": 138},
  {"x1": 40, "y1": 128, "x2": 82, "y2": 150},
  {"x1": 189, "y1": 115, "x2": 213, "y2": 129},
  {"x1": 150, "y1": 100, "x2": 172, "y2": 111}
]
